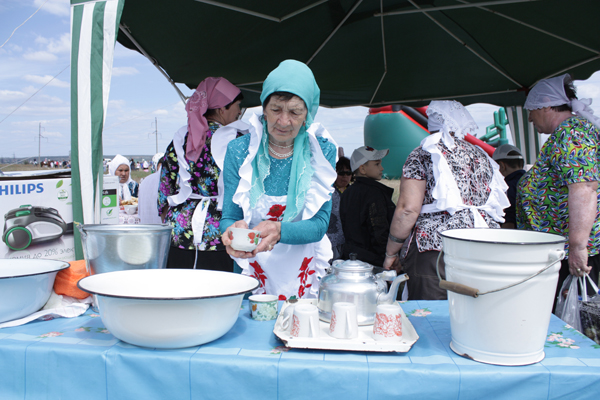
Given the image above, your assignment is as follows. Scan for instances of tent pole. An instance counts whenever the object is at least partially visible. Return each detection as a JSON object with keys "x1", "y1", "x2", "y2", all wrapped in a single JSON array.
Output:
[
  {"x1": 407, "y1": 0, "x2": 522, "y2": 87},
  {"x1": 119, "y1": 24, "x2": 187, "y2": 105},
  {"x1": 369, "y1": 0, "x2": 388, "y2": 105},
  {"x1": 454, "y1": 0, "x2": 600, "y2": 55},
  {"x1": 307, "y1": 0, "x2": 364, "y2": 65},
  {"x1": 377, "y1": 0, "x2": 541, "y2": 16}
]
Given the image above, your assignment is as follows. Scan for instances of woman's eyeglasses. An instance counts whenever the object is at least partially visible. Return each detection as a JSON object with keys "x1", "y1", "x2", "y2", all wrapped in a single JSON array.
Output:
[{"x1": 337, "y1": 171, "x2": 352, "y2": 176}]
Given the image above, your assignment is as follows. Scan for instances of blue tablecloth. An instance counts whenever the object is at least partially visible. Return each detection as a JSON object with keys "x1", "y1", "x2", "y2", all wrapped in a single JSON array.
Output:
[{"x1": 1, "y1": 300, "x2": 599, "y2": 400}]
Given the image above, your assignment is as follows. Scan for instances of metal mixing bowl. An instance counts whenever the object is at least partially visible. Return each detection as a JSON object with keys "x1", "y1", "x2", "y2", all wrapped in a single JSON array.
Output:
[{"x1": 78, "y1": 224, "x2": 172, "y2": 275}]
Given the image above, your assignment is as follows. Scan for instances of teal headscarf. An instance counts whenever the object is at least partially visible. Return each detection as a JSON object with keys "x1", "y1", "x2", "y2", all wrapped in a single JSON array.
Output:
[{"x1": 249, "y1": 60, "x2": 321, "y2": 221}]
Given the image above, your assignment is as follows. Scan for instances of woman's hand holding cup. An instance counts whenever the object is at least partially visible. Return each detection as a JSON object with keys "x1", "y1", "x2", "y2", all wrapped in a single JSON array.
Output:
[
  {"x1": 251, "y1": 220, "x2": 281, "y2": 255},
  {"x1": 223, "y1": 221, "x2": 253, "y2": 258}
]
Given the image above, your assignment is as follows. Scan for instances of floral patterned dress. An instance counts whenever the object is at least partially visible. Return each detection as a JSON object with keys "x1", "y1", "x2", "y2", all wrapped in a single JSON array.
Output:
[
  {"x1": 157, "y1": 122, "x2": 224, "y2": 251},
  {"x1": 403, "y1": 139, "x2": 500, "y2": 252},
  {"x1": 517, "y1": 116, "x2": 600, "y2": 258}
]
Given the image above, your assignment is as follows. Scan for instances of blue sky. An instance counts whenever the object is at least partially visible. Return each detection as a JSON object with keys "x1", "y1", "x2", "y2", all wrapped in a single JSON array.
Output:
[{"x1": 2, "y1": 0, "x2": 600, "y2": 160}]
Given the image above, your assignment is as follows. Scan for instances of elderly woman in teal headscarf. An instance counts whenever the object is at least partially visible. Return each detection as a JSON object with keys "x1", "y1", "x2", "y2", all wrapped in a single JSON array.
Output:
[{"x1": 220, "y1": 60, "x2": 338, "y2": 300}]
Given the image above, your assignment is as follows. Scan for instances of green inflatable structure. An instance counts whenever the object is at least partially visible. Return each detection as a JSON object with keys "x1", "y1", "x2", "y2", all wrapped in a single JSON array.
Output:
[{"x1": 364, "y1": 105, "x2": 430, "y2": 179}]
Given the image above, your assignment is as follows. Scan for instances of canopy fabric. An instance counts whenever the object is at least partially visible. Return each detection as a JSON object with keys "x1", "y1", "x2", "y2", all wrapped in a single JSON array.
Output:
[
  {"x1": 116, "y1": 0, "x2": 600, "y2": 108},
  {"x1": 70, "y1": 0, "x2": 124, "y2": 258},
  {"x1": 69, "y1": 0, "x2": 600, "y2": 259}
]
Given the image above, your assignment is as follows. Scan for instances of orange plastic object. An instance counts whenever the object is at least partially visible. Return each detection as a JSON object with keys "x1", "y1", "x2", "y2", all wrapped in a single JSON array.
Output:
[{"x1": 53, "y1": 260, "x2": 90, "y2": 299}]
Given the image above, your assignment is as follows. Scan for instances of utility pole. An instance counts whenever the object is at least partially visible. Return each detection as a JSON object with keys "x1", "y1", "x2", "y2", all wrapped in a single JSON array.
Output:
[
  {"x1": 155, "y1": 117, "x2": 158, "y2": 153},
  {"x1": 150, "y1": 118, "x2": 160, "y2": 154},
  {"x1": 36, "y1": 123, "x2": 47, "y2": 168}
]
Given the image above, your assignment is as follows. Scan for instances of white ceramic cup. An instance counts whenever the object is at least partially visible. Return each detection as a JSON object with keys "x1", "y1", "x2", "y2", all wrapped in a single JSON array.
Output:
[
  {"x1": 280, "y1": 304, "x2": 297, "y2": 331},
  {"x1": 228, "y1": 228, "x2": 261, "y2": 252},
  {"x1": 373, "y1": 303, "x2": 403, "y2": 341},
  {"x1": 329, "y1": 302, "x2": 359, "y2": 339},
  {"x1": 290, "y1": 303, "x2": 320, "y2": 338},
  {"x1": 249, "y1": 294, "x2": 278, "y2": 321}
]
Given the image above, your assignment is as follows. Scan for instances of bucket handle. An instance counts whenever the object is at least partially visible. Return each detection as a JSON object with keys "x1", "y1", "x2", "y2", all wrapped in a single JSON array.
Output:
[{"x1": 436, "y1": 249, "x2": 565, "y2": 298}]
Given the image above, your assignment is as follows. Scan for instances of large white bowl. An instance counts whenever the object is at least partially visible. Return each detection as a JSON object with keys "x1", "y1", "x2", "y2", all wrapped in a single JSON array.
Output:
[
  {"x1": 0, "y1": 259, "x2": 69, "y2": 323},
  {"x1": 77, "y1": 269, "x2": 259, "y2": 348}
]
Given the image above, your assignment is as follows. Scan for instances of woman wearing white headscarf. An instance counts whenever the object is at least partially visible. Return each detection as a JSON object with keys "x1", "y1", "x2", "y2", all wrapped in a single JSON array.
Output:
[
  {"x1": 220, "y1": 60, "x2": 337, "y2": 300},
  {"x1": 108, "y1": 155, "x2": 138, "y2": 203},
  {"x1": 519, "y1": 73, "x2": 600, "y2": 306},
  {"x1": 383, "y1": 100, "x2": 509, "y2": 300}
]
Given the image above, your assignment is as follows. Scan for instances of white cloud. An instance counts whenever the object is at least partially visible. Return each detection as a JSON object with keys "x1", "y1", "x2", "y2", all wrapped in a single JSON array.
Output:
[
  {"x1": 46, "y1": 33, "x2": 70, "y2": 53},
  {"x1": 112, "y1": 67, "x2": 139, "y2": 77},
  {"x1": 23, "y1": 51, "x2": 57, "y2": 62},
  {"x1": 36, "y1": 0, "x2": 70, "y2": 17},
  {"x1": 0, "y1": 89, "x2": 28, "y2": 102},
  {"x1": 153, "y1": 109, "x2": 168, "y2": 116},
  {"x1": 24, "y1": 74, "x2": 69, "y2": 88}
]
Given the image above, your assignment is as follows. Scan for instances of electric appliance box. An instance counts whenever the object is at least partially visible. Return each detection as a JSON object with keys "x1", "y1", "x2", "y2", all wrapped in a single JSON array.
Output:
[{"x1": 0, "y1": 174, "x2": 75, "y2": 262}]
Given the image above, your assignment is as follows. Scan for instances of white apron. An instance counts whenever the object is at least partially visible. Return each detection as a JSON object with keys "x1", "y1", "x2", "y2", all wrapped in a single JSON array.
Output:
[
  {"x1": 419, "y1": 132, "x2": 509, "y2": 226},
  {"x1": 232, "y1": 114, "x2": 337, "y2": 300}
]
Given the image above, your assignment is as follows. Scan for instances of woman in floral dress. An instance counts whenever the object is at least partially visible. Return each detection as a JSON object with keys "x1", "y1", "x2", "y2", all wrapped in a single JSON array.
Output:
[
  {"x1": 220, "y1": 60, "x2": 338, "y2": 300},
  {"x1": 158, "y1": 77, "x2": 243, "y2": 271},
  {"x1": 383, "y1": 100, "x2": 509, "y2": 300}
]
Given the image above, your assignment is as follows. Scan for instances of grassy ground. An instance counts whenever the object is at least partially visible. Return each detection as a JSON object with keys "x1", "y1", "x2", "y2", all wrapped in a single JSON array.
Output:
[
  {"x1": 2, "y1": 164, "x2": 400, "y2": 197},
  {"x1": 381, "y1": 178, "x2": 401, "y2": 204}
]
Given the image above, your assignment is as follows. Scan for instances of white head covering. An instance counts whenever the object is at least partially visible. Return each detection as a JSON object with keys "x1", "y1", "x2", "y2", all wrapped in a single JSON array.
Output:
[
  {"x1": 420, "y1": 100, "x2": 508, "y2": 226},
  {"x1": 524, "y1": 73, "x2": 600, "y2": 129},
  {"x1": 426, "y1": 100, "x2": 478, "y2": 150},
  {"x1": 108, "y1": 154, "x2": 133, "y2": 201},
  {"x1": 151, "y1": 152, "x2": 164, "y2": 173}
]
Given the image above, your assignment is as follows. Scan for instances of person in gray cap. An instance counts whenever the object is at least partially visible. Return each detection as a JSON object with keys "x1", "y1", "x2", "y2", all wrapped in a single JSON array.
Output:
[
  {"x1": 492, "y1": 144, "x2": 526, "y2": 229},
  {"x1": 339, "y1": 146, "x2": 395, "y2": 267}
]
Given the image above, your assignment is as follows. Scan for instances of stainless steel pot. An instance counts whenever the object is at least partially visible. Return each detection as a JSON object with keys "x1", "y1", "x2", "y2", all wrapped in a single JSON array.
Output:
[
  {"x1": 78, "y1": 224, "x2": 172, "y2": 275},
  {"x1": 317, "y1": 254, "x2": 408, "y2": 326}
]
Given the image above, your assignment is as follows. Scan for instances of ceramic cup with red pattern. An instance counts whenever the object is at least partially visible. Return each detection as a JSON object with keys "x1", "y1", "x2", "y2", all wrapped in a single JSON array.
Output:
[
  {"x1": 228, "y1": 227, "x2": 261, "y2": 252},
  {"x1": 329, "y1": 302, "x2": 359, "y2": 339},
  {"x1": 290, "y1": 303, "x2": 320, "y2": 338},
  {"x1": 373, "y1": 303, "x2": 403, "y2": 341}
]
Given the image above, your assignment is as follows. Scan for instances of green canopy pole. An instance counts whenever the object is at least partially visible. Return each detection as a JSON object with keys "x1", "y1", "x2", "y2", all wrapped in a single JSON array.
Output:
[{"x1": 70, "y1": 0, "x2": 125, "y2": 259}]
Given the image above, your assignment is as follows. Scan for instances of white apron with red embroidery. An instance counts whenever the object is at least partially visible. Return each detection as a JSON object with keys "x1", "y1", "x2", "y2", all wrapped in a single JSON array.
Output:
[{"x1": 231, "y1": 113, "x2": 337, "y2": 300}]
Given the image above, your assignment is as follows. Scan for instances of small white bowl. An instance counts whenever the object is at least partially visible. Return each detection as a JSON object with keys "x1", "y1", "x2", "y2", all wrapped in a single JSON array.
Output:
[
  {"x1": 78, "y1": 269, "x2": 259, "y2": 348},
  {"x1": 228, "y1": 227, "x2": 261, "y2": 252},
  {"x1": 124, "y1": 204, "x2": 138, "y2": 215},
  {"x1": 0, "y1": 259, "x2": 69, "y2": 323}
]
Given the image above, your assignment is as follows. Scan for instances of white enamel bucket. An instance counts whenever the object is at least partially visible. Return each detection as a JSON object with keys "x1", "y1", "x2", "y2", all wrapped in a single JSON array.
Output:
[{"x1": 438, "y1": 228, "x2": 566, "y2": 366}]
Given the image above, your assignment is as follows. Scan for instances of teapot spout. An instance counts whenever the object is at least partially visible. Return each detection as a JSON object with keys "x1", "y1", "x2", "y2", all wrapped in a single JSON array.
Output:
[{"x1": 377, "y1": 273, "x2": 409, "y2": 304}]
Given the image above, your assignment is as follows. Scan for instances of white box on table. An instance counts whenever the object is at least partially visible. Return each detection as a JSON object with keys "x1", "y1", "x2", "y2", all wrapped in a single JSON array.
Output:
[{"x1": 0, "y1": 173, "x2": 75, "y2": 262}]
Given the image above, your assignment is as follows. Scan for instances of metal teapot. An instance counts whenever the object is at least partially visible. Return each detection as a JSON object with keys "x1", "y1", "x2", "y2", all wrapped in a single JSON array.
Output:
[{"x1": 317, "y1": 254, "x2": 409, "y2": 326}]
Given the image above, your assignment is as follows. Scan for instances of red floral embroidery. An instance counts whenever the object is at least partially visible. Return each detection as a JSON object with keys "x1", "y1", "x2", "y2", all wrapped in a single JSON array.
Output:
[
  {"x1": 250, "y1": 260, "x2": 267, "y2": 291},
  {"x1": 329, "y1": 309, "x2": 337, "y2": 333},
  {"x1": 266, "y1": 204, "x2": 286, "y2": 221},
  {"x1": 373, "y1": 313, "x2": 402, "y2": 337},
  {"x1": 297, "y1": 257, "x2": 315, "y2": 298},
  {"x1": 278, "y1": 294, "x2": 287, "y2": 301}
]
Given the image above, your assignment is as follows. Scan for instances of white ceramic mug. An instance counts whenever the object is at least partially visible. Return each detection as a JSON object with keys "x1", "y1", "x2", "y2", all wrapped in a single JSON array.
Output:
[
  {"x1": 329, "y1": 302, "x2": 359, "y2": 339},
  {"x1": 228, "y1": 228, "x2": 261, "y2": 252},
  {"x1": 290, "y1": 303, "x2": 320, "y2": 338},
  {"x1": 249, "y1": 294, "x2": 278, "y2": 321},
  {"x1": 280, "y1": 304, "x2": 296, "y2": 331},
  {"x1": 373, "y1": 303, "x2": 403, "y2": 341}
]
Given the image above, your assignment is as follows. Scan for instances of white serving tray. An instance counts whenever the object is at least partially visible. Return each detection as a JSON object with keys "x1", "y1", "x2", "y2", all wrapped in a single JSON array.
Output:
[{"x1": 273, "y1": 299, "x2": 419, "y2": 353}]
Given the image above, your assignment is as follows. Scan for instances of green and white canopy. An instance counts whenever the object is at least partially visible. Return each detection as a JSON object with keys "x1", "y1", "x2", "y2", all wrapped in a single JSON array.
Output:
[{"x1": 70, "y1": 0, "x2": 124, "y2": 257}]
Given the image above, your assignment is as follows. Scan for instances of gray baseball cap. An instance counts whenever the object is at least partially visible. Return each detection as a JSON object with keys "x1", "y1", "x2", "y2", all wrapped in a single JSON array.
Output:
[
  {"x1": 492, "y1": 144, "x2": 524, "y2": 161},
  {"x1": 350, "y1": 146, "x2": 389, "y2": 171}
]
